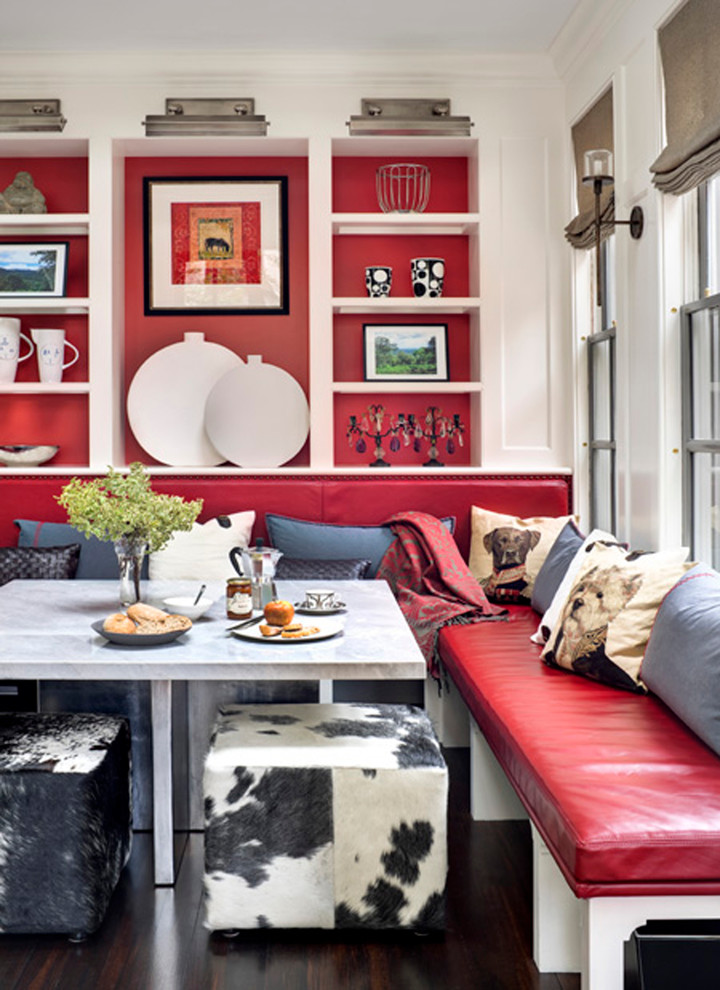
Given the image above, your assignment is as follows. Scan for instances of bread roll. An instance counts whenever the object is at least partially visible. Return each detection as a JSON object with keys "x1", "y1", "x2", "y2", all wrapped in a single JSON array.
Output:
[
  {"x1": 127, "y1": 602, "x2": 167, "y2": 623},
  {"x1": 136, "y1": 614, "x2": 191, "y2": 634},
  {"x1": 104, "y1": 612, "x2": 137, "y2": 635}
]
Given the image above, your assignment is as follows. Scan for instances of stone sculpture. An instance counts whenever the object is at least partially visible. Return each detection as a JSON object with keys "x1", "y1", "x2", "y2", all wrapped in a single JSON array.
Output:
[{"x1": 2, "y1": 171, "x2": 47, "y2": 214}]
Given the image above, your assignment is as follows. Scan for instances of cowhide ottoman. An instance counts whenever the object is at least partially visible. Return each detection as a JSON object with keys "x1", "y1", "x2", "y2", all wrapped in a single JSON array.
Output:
[
  {"x1": 203, "y1": 702, "x2": 448, "y2": 932},
  {"x1": 0, "y1": 712, "x2": 132, "y2": 938}
]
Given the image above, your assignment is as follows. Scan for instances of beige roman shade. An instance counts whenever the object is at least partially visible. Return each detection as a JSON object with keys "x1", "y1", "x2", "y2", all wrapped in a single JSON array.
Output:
[
  {"x1": 565, "y1": 88, "x2": 614, "y2": 249},
  {"x1": 651, "y1": 0, "x2": 720, "y2": 194}
]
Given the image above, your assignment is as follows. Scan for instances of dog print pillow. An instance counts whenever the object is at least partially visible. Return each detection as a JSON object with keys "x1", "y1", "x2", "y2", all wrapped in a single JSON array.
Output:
[
  {"x1": 541, "y1": 542, "x2": 692, "y2": 692},
  {"x1": 468, "y1": 506, "x2": 575, "y2": 604}
]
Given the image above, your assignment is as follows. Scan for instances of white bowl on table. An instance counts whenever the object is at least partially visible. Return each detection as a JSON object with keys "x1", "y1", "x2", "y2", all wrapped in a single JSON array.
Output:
[{"x1": 162, "y1": 595, "x2": 215, "y2": 621}]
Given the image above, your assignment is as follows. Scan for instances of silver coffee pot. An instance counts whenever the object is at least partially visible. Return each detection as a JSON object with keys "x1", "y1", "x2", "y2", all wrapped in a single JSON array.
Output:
[{"x1": 229, "y1": 539, "x2": 283, "y2": 609}]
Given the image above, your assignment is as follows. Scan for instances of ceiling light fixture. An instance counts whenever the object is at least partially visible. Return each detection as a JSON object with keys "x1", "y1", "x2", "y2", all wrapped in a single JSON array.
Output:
[
  {"x1": 0, "y1": 100, "x2": 66, "y2": 133},
  {"x1": 583, "y1": 148, "x2": 643, "y2": 308},
  {"x1": 347, "y1": 98, "x2": 472, "y2": 137},
  {"x1": 143, "y1": 99, "x2": 269, "y2": 137}
]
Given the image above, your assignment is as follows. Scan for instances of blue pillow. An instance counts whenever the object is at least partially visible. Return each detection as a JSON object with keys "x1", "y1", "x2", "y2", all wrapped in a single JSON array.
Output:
[
  {"x1": 642, "y1": 563, "x2": 720, "y2": 756},
  {"x1": 274, "y1": 557, "x2": 372, "y2": 581},
  {"x1": 265, "y1": 514, "x2": 455, "y2": 580},
  {"x1": 531, "y1": 519, "x2": 584, "y2": 615},
  {"x1": 14, "y1": 519, "x2": 148, "y2": 580}
]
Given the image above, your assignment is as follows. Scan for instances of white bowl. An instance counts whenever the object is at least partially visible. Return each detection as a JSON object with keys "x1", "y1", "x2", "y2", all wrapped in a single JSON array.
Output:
[
  {"x1": 0, "y1": 444, "x2": 59, "y2": 467},
  {"x1": 162, "y1": 595, "x2": 215, "y2": 621}
]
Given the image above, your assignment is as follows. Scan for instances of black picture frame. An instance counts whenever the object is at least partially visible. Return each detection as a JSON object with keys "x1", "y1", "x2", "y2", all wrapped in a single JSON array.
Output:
[
  {"x1": 0, "y1": 242, "x2": 69, "y2": 298},
  {"x1": 143, "y1": 175, "x2": 289, "y2": 316},
  {"x1": 363, "y1": 323, "x2": 449, "y2": 382}
]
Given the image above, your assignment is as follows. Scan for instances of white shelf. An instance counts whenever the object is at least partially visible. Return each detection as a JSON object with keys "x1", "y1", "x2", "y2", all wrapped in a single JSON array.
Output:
[
  {"x1": 332, "y1": 213, "x2": 480, "y2": 236},
  {"x1": 333, "y1": 297, "x2": 480, "y2": 315},
  {"x1": 0, "y1": 213, "x2": 90, "y2": 237},
  {"x1": 0, "y1": 297, "x2": 90, "y2": 314},
  {"x1": 0, "y1": 382, "x2": 90, "y2": 394},
  {"x1": 333, "y1": 381, "x2": 482, "y2": 394}
]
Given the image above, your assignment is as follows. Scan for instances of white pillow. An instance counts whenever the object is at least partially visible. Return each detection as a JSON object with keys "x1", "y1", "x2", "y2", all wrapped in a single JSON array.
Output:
[
  {"x1": 530, "y1": 528, "x2": 617, "y2": 644},
  {"x1": 149, "y1": 511, "x2": 255, "y2": 581}
]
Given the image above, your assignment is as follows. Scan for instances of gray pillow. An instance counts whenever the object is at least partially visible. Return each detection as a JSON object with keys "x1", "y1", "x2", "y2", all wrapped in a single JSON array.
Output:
[
  {"x1": 274, "y1": 557, "x2": 372, "y2": 581},
  {"x1": 14, "y1": 519, "x2": 147, "y2": 580},
  {"x1": 531, "y1": 519, "x2": 584, "y2": 615},
  {"x1": 642, "y1": 563, "x2": 720, "y2": 755},
  {"x1": 266, "y1": 513, "x2": 456, "y2": 579},
  {"x1": 0, "y1": 544, "x2": 81, "y2": 585}
]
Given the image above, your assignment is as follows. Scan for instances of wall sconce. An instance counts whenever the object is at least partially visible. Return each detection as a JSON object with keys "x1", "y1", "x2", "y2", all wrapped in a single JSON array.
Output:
[
  {"x1": 347, "y1": 98, "x2": 473, "y2": 137},
  {"x1": 0, "y1": 100, "x2": 66, "y2": 133},
  {"x1": 143, "y1": 98, "x2": 269, "y2": 136},
  {"x1": 583, "y1": 148, "x2": 643, "y2": 307}
]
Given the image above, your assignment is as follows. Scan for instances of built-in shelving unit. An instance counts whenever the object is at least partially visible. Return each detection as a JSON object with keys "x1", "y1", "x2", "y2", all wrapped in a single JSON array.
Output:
[{"x1": 0, "y1": 132, "x2": 485, "y2": 474}]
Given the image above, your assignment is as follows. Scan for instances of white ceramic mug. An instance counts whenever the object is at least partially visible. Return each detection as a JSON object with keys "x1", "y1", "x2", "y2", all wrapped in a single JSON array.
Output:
[
  {"x1": 30, "y1": 328, "x2": 79, "y2": 383},
  {"x1": 304, "y1": 588, "x2": 339, "y2": 611},
  {"x1": 0, "y1": 317, "x2": 34, "y2": 383}
]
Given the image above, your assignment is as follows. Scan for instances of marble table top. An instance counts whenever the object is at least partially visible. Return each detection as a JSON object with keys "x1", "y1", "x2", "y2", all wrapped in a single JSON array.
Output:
[{"x1": 0, "y1": 579, "x2": 426, "y2": 682}]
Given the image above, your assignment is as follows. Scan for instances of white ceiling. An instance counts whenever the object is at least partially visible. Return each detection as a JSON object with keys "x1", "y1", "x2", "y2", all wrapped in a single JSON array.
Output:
[{"x1": 1, "y1": 0, "x2": 583, "y2": 53}]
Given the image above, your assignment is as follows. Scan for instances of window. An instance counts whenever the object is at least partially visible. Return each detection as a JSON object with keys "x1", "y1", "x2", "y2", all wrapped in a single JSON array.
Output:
[
  {"x1": 587, "y1": 236, "x2": 617, "y2": 532},
  {"x1": 681, "y1": 175, "x2": 720, "y2": 565}
]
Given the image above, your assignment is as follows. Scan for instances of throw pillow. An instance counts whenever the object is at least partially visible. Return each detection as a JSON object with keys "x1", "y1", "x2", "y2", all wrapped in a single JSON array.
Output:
[
  {"x1": 530, "y1": 527, "x2": 620, "y2": 643},
  {"x1": 0, "y1": 544, "x2": 81, "y2": 585},
  {"x1": 15, "y1": 519, "x2": 124, "y2": 579},
  {"x1": 273, "y1": 557, "x2": 372, "y2": 581},
  {"x1": 468, "y1": 505, "x2": 576, "y2": 604},
  {"x1": 149, "y1": 511, "x2": 255, "y2": 581},
  {"x1": 642, "y1": 564, "x2": 720, "y2": 757},
  {"x1": 542, "y1": 542, "x2": 692, "y2": 692},
  {"x1": 265, "y1": 514, "x2": 456, "y2": 580},
  {"x1": 530, "y1": 519, "x2": 584, "y2": 615}
]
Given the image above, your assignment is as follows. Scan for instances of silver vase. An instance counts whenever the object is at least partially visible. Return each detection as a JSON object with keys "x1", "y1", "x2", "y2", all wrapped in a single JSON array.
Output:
[{"x1": 114, "y1": 537, "x2": 147, "y2": 606}]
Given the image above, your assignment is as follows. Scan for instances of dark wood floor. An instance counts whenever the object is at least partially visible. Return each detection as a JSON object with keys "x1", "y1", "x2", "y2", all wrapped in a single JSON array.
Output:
[{"x1": 0, "y1": 749, "x2": 585, "y2": 990}]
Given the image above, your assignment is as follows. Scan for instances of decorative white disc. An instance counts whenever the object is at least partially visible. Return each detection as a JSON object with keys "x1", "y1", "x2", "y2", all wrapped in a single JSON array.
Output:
[
  {"x1": 127, "y1": 331, "x2": 244, "y2": 466},
  {"x1": 204, "y1": 355, "x2": 309, "y2": 467}
]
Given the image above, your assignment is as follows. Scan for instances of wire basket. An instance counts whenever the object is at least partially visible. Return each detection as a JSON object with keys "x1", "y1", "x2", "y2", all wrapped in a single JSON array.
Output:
[{"x1": 376, "y1": 163, "x2": 431, "y2": 213}]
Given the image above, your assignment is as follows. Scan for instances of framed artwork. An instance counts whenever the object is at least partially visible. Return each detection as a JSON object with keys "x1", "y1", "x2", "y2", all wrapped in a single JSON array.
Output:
[
  {"x1": 363, "y1": 323, "x2": 449, "y2": 382},
  {"x1": 0, "y1": 242, "x2": 68, "y2": 297},
  {"x1": 143, "y1": 176, "x2": 289, "y2": 315}
]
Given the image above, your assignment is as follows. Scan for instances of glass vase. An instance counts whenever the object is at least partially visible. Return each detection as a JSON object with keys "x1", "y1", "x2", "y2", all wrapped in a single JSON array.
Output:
[{"x1": 114, "y1": 537, "x2": 147, "y2": 606}]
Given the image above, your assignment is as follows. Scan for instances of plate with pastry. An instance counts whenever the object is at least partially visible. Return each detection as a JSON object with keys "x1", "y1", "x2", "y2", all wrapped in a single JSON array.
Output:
[
  {"x1": 230, "y1": 599, "x2": 343, "y2": 643},
  {"x1": 93, "y1": 602, "x2": 192, "y2": 646},
  {"x1": 230, "y1": 616, "x2": 344, "y2": 644}
]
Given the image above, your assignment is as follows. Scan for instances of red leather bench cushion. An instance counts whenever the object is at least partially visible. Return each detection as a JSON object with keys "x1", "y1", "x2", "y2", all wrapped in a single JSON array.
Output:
[{"x1": 439, "y1": 606, "x2": 720, "y2": 897}]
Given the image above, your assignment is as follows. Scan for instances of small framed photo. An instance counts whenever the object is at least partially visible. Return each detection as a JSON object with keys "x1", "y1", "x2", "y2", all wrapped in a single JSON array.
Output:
[
  {"x1": 0, "y1": 242, "x2": 68, "y2": 298},
  {"x1": 143, "y1": 175, "x2": 289, "y2": 315},
  {"x1": 363, "y1": 323, "x2": 449, "y2": 382}
]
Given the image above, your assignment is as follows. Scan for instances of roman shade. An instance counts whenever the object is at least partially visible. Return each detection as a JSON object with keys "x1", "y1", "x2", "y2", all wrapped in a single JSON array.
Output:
[
  {"x1": 565, "y1": 88, "x2": 614, "y2": 249},
  {"x1": 650, "y1": 0, "x2": 720, "y2": 194}
]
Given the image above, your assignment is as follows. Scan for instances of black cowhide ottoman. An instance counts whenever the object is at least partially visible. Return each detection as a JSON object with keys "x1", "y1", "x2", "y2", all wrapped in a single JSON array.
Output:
[
  {"x1": 0, "y1": 712, "x2": 132, "y2": 937},
  {"x1": 203, "y1": 702, "x2": 447, "y2": 931}
]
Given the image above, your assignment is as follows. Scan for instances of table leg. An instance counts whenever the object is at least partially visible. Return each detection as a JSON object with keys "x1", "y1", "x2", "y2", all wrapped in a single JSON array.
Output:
[
  {"x1": 151, "y1": 679, "x2": 174, "y2": 885},
  {"x1": 318, "y1": 679, "x2": 334, "y2": 703}
]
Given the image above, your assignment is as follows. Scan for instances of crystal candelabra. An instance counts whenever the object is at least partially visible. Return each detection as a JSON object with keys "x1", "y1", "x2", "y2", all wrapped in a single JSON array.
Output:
[
  {"x1": 403, "y1": 406, "x2": 465, "y2": 467},
  {"x1": 347, "y1": 404, "x2": 405, "y2": 467},
  {"x1": 347, "y1": 404, "x2": 465, "y2": 467}
]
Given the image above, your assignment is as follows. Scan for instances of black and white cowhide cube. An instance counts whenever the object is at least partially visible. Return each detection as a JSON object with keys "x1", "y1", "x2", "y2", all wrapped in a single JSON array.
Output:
[
  {"x1": 203, "y1": 702, "x2": 447, "y2": 931},
  {"x1": 0, "y1": 712, "x2": 132, "y2": 937}
]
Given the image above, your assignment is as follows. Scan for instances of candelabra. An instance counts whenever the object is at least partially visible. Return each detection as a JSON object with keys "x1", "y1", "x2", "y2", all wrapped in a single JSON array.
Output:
[
  {"x1": 347, "y1": 404, "x2": 405, "y2": 467},
  {"x1": 347, "y1": 403, "x2": 465, "y2": 467},
  {"x1": 406, "y1": 405, "x2": 465, "y2": 467}
]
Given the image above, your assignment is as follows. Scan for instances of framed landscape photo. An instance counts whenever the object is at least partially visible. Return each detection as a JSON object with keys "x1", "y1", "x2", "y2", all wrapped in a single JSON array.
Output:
[
  {"x1": 143, "y1": 176, "x2": 289, "y2": 315},
  {"x1": 363, "y1": 323, "x2": 449, "y2": 382},
  {"x1": 0, "y1": 242, "x2": 68, "y2": 298}
]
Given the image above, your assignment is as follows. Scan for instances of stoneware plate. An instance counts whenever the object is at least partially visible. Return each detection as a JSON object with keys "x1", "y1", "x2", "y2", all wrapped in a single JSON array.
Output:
[
  {"x1": 294, "y1": 601, "x2": 347, "y2": 616},
  {"x1": 91, "y1": 619, "x2": 191, "y2": 646},
  {"x1": 230, "y1": 617, "x2": 344, "y2": 643}
]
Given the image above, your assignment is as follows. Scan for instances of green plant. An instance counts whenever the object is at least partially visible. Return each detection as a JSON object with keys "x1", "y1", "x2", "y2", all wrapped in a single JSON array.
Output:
[{"x1": 57, "y1": 462, "x2": 203, "y2": 553}]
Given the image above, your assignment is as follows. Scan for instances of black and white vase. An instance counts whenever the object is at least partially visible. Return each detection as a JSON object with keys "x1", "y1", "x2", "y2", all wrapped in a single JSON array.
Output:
[
  {"x1": 411, "y1": 258, "x2": 445, "y2": 298},
  {"x1": 365, "y1": 266, "x2": 393, "y2": 297}
]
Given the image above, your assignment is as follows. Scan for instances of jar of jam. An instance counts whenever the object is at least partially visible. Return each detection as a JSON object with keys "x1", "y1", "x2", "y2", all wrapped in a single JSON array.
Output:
[{"x1": 226, "y1": 577, "x2": 253, "y2": 620}]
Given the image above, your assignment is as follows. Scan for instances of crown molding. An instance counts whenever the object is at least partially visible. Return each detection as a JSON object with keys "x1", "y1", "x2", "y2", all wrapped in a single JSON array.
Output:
[
  {"x1": 550, "y1": 0, "x2": 636, "y2": 81},
  {"x1": 0, "y1": 49, "x2": 561, "y2": 89}
]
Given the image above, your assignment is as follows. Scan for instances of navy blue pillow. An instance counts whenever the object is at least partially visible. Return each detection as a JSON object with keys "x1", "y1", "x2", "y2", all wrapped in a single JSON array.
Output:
[
  {"x1": 274, "y1": 557, "x2": 372, "y2": 580},
  {"x1": 14, "y1": 519, "x2": 149, "y2": 580}
]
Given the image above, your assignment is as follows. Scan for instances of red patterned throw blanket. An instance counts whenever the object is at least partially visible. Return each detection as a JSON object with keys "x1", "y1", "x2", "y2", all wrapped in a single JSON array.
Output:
[{"x1": 376, "y1": 510, "x2": 506, "y2": 680}]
